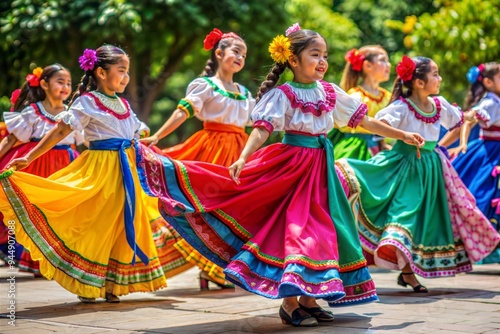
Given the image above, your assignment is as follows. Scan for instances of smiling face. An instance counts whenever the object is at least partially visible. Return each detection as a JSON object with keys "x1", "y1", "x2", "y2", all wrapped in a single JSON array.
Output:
[
  {"x1": 96, "y1": 54, "x2": 130, "y2": 95},
  {"x1": 42, "y1": 69, "x2": 72, "y2": 102},
  {"x1": 290, "y1": 36, "x2": 329, "y2": 84},
  {"x1": 217, "y1": 39, "x2": 247, "y2": 74}
]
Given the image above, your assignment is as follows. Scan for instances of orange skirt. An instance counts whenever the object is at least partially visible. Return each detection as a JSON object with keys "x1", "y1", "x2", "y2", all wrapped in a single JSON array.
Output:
[{"x1": 152, "y1": 122, "x2": 248, "y2": 286}]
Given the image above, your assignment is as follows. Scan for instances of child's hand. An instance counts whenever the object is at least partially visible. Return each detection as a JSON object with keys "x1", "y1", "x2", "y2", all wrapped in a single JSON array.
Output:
[
  {"x1": 403, "y1": 132, "x2": 425, "y2": 147},
  {"x1": 448, "y1": 144, "x2": 468, "y2": 159},
  {"x1": 228, "y1": 158, "x2": 246, "y2": 185},
  {"x1": 139, "y1": 135, "x2": 159, "y2": 147},
  {"x1": 6, "y1": 157, "x2": 30, "y2": 171}
]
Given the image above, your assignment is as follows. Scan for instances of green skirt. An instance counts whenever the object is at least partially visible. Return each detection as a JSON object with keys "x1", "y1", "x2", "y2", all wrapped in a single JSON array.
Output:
[
  {"x1": 329, "y1": 130, "x2": 376, "y2": 161},
  {"x1": 336, "y1": 141, "x2": 472, "y2": 277}
]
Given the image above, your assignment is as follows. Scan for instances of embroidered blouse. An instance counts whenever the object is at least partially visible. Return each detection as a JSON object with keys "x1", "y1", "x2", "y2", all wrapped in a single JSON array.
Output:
[
  {"x1": 177, "y1": 77, "x2": 255, "y2": 128},
  {"x1": 3, "y1": 102, "x2": 84, "y2": 145},
  {"x1": 472, "y1": 92, "x2": 500, "y2": 128},
  {"x1": 376, "y1": 96, "x2": 463, "y2": 141},
  {"x1": 251, "y1": 81, "x2": 367, "y2": 135},
  {"x1": 339, "y1": 86, "x2": 392, "y2": 134},
  {"x1": 56, "y1": 91, "x2": 149, "y2": 141}
]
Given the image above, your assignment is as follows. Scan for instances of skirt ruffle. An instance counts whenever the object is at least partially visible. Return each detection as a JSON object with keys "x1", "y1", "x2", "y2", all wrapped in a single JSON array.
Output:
[
  {"x1": 0, "y1": 143, "x2": 79, "y2": 274},
  {"x1": 151, "y1": 122, "x2": 248, "y2": 286},
  {"x1": 0, "y1": 146, "x2": 167, "y2": 298},
  {"x1": 138, "y1": 143, "x2": 378, "y2": 306},
  {"x1": 336, "y1": 141, "x2": 500, "y2": 277}
]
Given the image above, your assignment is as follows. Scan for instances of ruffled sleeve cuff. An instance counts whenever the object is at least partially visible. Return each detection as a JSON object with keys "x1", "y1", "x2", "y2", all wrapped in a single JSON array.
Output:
[
  {"x1": 347, "y1": 103, "x2": 368, "y2": 128},
  {"x1": 253, "y1": 120, "x2": 274, "y2": 134},
  {"x1": 55, "y1": 111, "x2": 84, "y2": 132},
  {"x1": 449, "y1": 112, "x2": 464, "y2": 131},
  {"x1": 177, "y1": 98, "x2": 195, "y2": 119},
  {"x1": 474, "y1": 109, "x2": 491, "y2": 127}
]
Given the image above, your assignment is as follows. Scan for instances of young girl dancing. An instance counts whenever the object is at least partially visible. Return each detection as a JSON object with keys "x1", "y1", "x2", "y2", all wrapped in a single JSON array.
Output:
[
  {"x1": 0, "y1": 45, "x2": 166, "y2": 303},
  {"x1": 0, "y1": 64, "x2": 83, "y2": 275},
  {"x1": 450, "y1": 62, "x2": 500, "y2": 263},
  {"x1": 336, "y1": 56, "x2": 500, "y2": 292},
  {"x1": 331, "y1": 46, "x2": 392, "y2": 160},
  {"x1": 140, "y1": 28, "x2": 254, "y2": 289},
  {"x1": 137, "y1": 24, "x2": 424, "y2": 327}
]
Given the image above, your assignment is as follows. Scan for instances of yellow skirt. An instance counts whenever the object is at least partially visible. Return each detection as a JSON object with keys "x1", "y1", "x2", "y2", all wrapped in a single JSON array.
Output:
[
  {"x1": 0, "y1": 147, "x2": 167, "y2": 298},
  {"x1": 153, "y1": 122, "x2": 248, "y2": 285}
]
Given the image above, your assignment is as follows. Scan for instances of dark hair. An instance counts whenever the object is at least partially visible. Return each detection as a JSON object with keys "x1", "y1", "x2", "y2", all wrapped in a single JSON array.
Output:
[
  {"x1": 390, "y1": 56, "x2": 432, "y2": 103},
  {"x1": 200, "y1": 36, "x2": 245, "y2": 77},
  {"x1": 70, "y1": 44, "x2": 127, "y2": 104},
  {"x1": 14, "y1": 64, "x2": 69, "y2": 111},
  {"x1": 464, "y1": 62, "x2": 500, "y2": 110},
  {"x1": 340, "y1": 45, "x2": 387, "y2": 92},
  {"x1": 256, "y1": 29, "x2": 326, "y2": 101}
]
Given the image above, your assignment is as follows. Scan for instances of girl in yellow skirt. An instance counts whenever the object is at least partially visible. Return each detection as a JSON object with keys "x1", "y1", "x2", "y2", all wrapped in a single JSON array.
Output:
[
  {"x1": 0, "y1": 45, "x2": 166, "y2": 303},
  {"x1": 140, "y1": 28, "x2": 255, "y2": 289}
]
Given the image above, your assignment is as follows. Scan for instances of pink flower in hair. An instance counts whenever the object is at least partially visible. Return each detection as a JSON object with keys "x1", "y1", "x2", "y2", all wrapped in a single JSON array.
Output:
[
  {"x1": 79, "y1": 49, "x2": 98, "y2": 71},
  {"x1": 285, "y1": 23, "x2": 301, "y2": 36}
]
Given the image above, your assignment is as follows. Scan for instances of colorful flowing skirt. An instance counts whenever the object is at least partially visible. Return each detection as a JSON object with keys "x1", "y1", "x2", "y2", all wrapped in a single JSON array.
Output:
[
  {"x1": 336, "y1": 141, "x2": 500, "y2": 277},
  {"x1": 151, "y1": 122, "x2": 248, "y2": 285},
  {"x1": 0, "y1": 139, "x2": 166, "y2": 298},
  {"x1": 0, "y1": 142, "x2": 79, "y2": 275},
  {"x1": 452, "y1": 138, "x2": 500, "y2": 263},
  {"x1": 328, "y1": 130, "x2": 379, "y2": 161},
  {"x1": 138, "y1": 132, "x2": 378, "y2": 306}
]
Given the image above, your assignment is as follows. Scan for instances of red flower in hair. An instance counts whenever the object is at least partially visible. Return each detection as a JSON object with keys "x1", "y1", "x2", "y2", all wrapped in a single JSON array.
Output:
[
  {"x1": 396, "y1": 55, "x2": 416, "y2": 82},
  {"x1": 203, "y1": 28, "x2": 223, "y2": 50},
  {"x1": 345, "y1": 49, "x2": 365, "y2": 72},
  {"x1": 10, "y1": 89, "x2": 21, "y2": 110}
]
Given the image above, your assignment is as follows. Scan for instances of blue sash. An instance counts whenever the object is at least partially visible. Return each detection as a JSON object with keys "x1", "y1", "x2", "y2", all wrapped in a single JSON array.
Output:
[{"x1": 89, "y1": 138, "x2": 149, "y2": 265}]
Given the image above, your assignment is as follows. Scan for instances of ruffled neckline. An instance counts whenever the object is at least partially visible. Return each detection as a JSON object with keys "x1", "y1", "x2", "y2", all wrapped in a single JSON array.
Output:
[
  {"x1": 85, "y1": 91, "x2": 131, "y2": 120},
  {"x1": 352, "y1": 86, "x2": 387, "y2": 103},
  {"x1": 32, "y1": 102, "x2": 64, "y2": 124},
  {"x1": 400, "y1": 96, "x2": 441, "y2": 123},
  {"x1": 277, "y1": 80, "x2": 336, "y2": 116}
]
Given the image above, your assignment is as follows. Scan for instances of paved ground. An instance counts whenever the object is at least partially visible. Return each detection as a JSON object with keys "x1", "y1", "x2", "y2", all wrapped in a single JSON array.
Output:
[{"x1": 1, "y1": 264, "x2": 500, "y2": 334}]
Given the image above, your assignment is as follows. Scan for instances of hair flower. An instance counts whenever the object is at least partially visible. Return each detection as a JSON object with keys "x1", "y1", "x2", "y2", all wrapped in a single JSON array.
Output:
[
  {"x1": 26, "y1": 67, "x2": 43, "y2": 87},
  {"x1": 79, "y1": 49, "x2": 98, "y2": 71},
  {"x1": 396, "y1": 55, "x2": 416, "y2": 82},
  {"x1": 269, "y1": 35, "x2": 292, "y2": 64},
  {"x1": 203, "y1": 28, "x2": 223, "y2": 50},
  {"x1": 345, "y1": 49, "x2": 365, "y2": 72},
  {"x1": 466, "y1": 64, "x2": 484, "y2": 84},
  {"x1": 285, "y1": 23, "x2": 301, "y2": 36},
  {"x1": 9, "y1": 89, "x2": 21, "y2": 111}
]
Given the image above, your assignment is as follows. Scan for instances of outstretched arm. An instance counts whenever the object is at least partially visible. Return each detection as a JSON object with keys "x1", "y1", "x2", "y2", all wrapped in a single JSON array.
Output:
[
  {"x1": 7, "y1": 122, "x2": 73, "y2": 170},
  {"x1": 228, "y1": 127, "x2": 269, "y2": 184},
  {"x1": 359, "y1": 116, "x2": 425, "y2": 147},
  {"x1": 448, "y1": 120, "x2": 475, "y2": 159},
  {"x1": 139, "y1": 109, "x2": 187, "y2": 147},
  {"x1": 0, "y1": 134, "x2": 18, "y2": 161}
]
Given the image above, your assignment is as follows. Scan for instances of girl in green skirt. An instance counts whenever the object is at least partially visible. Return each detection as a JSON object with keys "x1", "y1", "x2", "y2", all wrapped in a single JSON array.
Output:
[{"x1": 336, "y1": 56, "x2": 500, "y2": 292}]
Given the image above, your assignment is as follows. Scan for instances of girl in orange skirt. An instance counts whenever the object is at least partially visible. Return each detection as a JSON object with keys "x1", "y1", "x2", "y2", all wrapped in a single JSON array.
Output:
[
  {"x1": 0, "y1": 64, "x2": 83, "y2": 275},
  {"x1": 140, "y1": 28, "x2": 255, "y2": 289}
]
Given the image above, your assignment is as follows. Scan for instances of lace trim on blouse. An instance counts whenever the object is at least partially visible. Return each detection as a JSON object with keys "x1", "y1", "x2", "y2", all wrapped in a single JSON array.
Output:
[
  {"x1": 85, "y1": 91, "x2": 131, "y2": 120},
  {"x1": 31, "y1": 102, "x2": 60, "y2": 124}
]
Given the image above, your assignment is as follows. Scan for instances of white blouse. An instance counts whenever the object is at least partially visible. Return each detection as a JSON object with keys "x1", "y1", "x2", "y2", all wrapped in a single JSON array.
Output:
[
  {"x1": 376, "y1": 96, "x2": 463, "y2": 142},
  {"x1": 3, "y1": 102, "x2": 84, "y2": 145},
  {"x1": 56, "y1": 91, "x2": 149, "y2": 141},
  {"x1": 250, "y1": 81, "x2": 367, "y2": 135},
  {"x1": 472, "y1": 92, "x2": 500, "y2": 128},
  {"x1": 179, "y1": 77, "x2": 255, "y2": 128}
]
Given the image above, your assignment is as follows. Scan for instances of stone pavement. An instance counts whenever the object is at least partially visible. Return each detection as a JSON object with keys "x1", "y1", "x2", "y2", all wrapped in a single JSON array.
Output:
[{"x1": 1, "y1": 264, "x2": 500, "y2": 334}]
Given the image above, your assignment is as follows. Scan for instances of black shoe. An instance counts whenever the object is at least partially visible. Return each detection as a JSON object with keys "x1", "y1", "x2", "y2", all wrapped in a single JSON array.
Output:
[
  {"x1": 279, "y1": 306, "x2": 318, "y2": 327},
  {"x1": 105, "y1": 292, "x2": 120, "y2": 303},
  {"x1": 397, "y1": 272, "x2": 428, "y2": 293},
  {"x1": 299, "y1": 303, "x2": 334, "y2": 322}
]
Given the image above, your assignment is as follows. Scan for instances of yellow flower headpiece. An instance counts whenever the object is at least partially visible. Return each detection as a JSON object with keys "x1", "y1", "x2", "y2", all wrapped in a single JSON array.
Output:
[{"x1": 268, "y1": 35, "x2": 292, "y2": 64}]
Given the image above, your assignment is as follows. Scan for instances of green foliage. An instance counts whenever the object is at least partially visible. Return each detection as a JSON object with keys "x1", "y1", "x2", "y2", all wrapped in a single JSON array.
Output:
[{"x1": 407, "y1": 0, "x2": 500, "y2": 105}]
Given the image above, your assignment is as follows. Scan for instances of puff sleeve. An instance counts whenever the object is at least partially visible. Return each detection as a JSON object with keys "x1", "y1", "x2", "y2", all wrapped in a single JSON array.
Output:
[
  {"x1": 439, "y1": 97, "x2": 463, "y2": 130},
  {"x1": 55, "y1": 97, "x2": 90, "y2": 132},
  {"x1": 3, "y1": 106, "x2": 36, "y2": 142},
  {"x1": 375, "y1": 101, "x2": 404, "y2": 128},
  {"x1": 332, "y1": 84, "x2": 367, "y2": 128},
  {"x1": 177, "y1": 78, "x2": 213, "y2": 118},
  {"x1": 250, "y1": 88, "x2": 288, "y2": 133}
]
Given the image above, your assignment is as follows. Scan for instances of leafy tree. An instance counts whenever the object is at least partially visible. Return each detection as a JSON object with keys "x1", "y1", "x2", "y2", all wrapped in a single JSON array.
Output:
[
  {"x1": 0, "y1": 0, "x2": 288, "y2": 119},
  {"x1": 404, "y1": 0, "x2": 500, "y2": 105}
]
